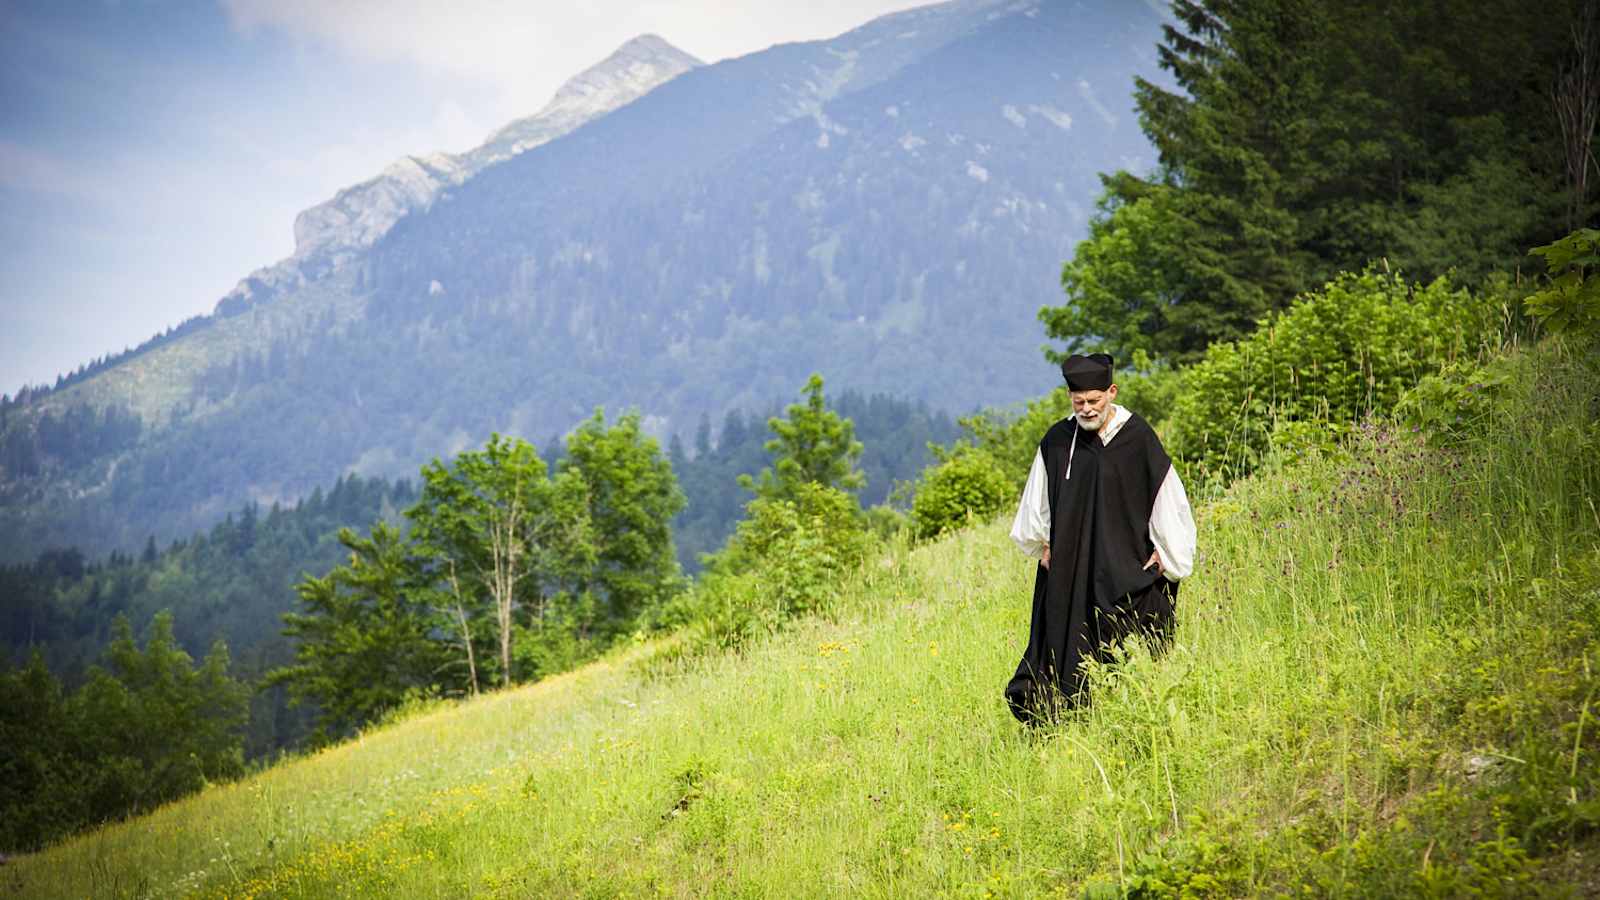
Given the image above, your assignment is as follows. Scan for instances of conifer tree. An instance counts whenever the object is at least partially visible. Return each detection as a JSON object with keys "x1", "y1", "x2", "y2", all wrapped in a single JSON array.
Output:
[
  {"x1": 742, "y1": 373, "x2": 865, "y2": 501},
  {"x1": 1044, "y1": 0, "x2": 1581, "y2": 367},
  {"x1": 268, "y1": 523, "x2": 444, "y2": 738}
]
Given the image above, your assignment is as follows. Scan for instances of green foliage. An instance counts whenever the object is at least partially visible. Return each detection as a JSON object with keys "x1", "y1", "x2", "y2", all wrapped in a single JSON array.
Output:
[
  {"x1": 669, "y1": 392, "x2": 952, "y2": 575},
  {"x1": 509, "y1": 614, "x2": 600, "y2": 684},
  {"x1": 265, "y1": 523, "x2": 447, "y2": 743},
  {"x1": 75, "y1": 612, "x2": 249, "y2": 805},
  {"x1": 1395, "y1": 356, "x2": 1518, "y2": 440},
  {"x1": 1164, "y1": 270, "x2": 1498, "y2": 482},
  {"x1": 1112, "y1": 354, "x2": 1185, "y2": 430},
  {"x1": 0, "y1": 401, "x2": 141, "y2": 482},
  {"x1": 560, "y1": 409, "x2": 686, "y2": 632},
  {"x1": 669, "y1": 373, "x2": 876, "y2": 650},
  {"x1": 1096, "y1": 819, "x2": 1254, "y2": 899},
  {"x1": 267, "y1": 423, "x2": 689, "y2": 741},
  {"x1": 953, "y1": 389, "x2": 1076, "y2": 489},
  {"x1": 1393, "y1": 151, "x2": 1562, "y2": 287},
  {"x1": 1525, "y1": 227, "x2": 1600, "y2": 341},
  {"x1": 1044, "y1": 0, "x2": 1580, "y2": 367},
  {"x1": 742, "y1": 373, "x2": 865, "y2": 501},
  {"x1": 408, "y1": 434, "x2": 594, "y2": 690},
  {"x1": 668, "y1": 482, "x2": 870, "y2": 650},
  {"x1": 1047, "y1": 189, "x2": 1192, "y2": 364},
  {"x1": 0, "y1": 612, "x2": 248, "y2": 852},
  {"x1": 0, "y1": 652, "x2": 81, "y2": 852},
  {"x1": 909, "y1": 446, "x2": 1012, "y2": 540},
  {"x1": 0, "y1": 474, "x2": 414, "y2": 757}
]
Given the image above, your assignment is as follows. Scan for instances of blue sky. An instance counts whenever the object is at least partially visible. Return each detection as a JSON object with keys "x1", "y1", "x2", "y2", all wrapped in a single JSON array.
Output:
[{"x1": 0, "y1": 0, "x2": 928, "y2": 396}]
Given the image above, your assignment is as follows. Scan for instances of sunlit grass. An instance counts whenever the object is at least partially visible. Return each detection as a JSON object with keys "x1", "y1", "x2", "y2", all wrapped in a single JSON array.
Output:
[{"x1": 7, "y1": 342, "x2": 1597, "y2": 898}]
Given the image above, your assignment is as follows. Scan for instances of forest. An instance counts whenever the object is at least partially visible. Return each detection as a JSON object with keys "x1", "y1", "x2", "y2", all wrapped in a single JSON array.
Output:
[{"x1": 2, "y1": 0, "x2": 1596, "y2": 876}]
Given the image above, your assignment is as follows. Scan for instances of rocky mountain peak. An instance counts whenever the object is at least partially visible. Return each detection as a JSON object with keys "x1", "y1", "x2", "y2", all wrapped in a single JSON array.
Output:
[
  {"x1": 482, "y1": 34, "x2": 701, "y2": 156},
  {"x1": 547, "y1": 34, "x2": 702, "y2": 111},
  {"x1": 217, "y1": 35, "x2": 700, "y2": 318}
]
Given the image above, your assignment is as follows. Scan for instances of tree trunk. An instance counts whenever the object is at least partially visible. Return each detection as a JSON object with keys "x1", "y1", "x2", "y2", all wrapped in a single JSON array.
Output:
[
  {"x1": 492, "y1": 500, "x2": 523, "y2": 689},
  {"x1": 456, "y1": 604, "x2": 479, "y2": 698},
  {"x1": 1554, "y1": 4, "x2": 1599, "y2": 231},
  {"x1": 446, "y1": 562, "x2": 478, "y2": 697}
]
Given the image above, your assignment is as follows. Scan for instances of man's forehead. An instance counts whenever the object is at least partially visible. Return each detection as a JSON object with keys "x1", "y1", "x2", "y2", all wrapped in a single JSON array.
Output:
[{"x1": 1070, "y1": 388, "x2": 1112, "y2": 401}]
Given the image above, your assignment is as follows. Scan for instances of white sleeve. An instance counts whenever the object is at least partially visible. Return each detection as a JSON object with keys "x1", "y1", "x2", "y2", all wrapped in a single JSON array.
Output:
[
  {"x1": 1149, "y1": 464, "x2": 1196, "y2": 581},
  {"x1": 1009, "y1": 448, "x2": 1051, "y2": 558}
]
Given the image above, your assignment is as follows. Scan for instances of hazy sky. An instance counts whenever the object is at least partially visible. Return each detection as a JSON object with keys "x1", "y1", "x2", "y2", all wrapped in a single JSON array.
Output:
[{"x1": 0, "y1": 0, "x2": 933, "y2": 397}]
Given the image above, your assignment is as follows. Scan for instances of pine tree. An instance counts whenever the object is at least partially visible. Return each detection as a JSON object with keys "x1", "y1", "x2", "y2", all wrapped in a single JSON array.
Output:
[
  {"x1": 267, "y1": 523, "x2": 445, "y2": 739},
  {"x1": 742, "y1": 373, "x2": 865, "y2": 501},
  {"x1": 1043, "y1": 0, "x2": 1582, "y2": 367}
]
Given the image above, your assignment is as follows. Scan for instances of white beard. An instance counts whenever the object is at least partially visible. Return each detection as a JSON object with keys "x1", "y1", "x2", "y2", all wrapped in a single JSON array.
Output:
[{"x1": 1075, "y1": 411, "x2": 1105, "y2": 431}]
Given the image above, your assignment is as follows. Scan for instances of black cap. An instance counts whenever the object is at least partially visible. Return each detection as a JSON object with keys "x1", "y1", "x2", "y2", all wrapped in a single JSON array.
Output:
[{"x1": 1060, "y1": 353, "x2": 1114, "y2": 391}]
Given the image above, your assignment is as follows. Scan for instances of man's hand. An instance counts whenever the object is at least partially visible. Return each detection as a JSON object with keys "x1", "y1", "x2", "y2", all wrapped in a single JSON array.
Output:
[
  {"x1": 1143, "y1": 550, "x2": 1163, "y2": 574},
  {"x1": 1041, "y1": 546, "x2": 1051, "y2": 570}
]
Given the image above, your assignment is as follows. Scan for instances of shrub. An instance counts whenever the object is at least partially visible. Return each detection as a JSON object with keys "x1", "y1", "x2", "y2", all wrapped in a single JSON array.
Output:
[
  {"x1": 1165, "y1": 270, "x2": 1499, "y2": 483},
  {"x1": 909, "y1": 446, "x2": 1012, "y2": 540},
  {"x1": 955, "y1": 390, "x2": 1073, "y2": 489},
  {"x1": 663, "y1": 483, "x2": 871, "y2": 650}
]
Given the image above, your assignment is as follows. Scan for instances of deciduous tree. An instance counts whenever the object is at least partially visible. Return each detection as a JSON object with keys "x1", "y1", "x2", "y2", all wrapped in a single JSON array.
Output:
[
  {"x1": 560, "y1": 410, "x2": 685, "y2": 633},
  {"x1": 408, "y1": 435, "x2": 592, "y2": 688}
]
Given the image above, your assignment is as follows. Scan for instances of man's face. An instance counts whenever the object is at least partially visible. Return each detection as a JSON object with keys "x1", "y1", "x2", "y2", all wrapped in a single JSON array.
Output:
[{"x1": 1071, "y1": 384, "x2": 1117, "y2": 431}]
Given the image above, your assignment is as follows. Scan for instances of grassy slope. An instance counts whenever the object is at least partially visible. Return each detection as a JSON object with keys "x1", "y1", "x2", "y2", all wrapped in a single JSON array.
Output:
[{"x1": 7, "y1": 343, "x2": 1598, "y2": 899}]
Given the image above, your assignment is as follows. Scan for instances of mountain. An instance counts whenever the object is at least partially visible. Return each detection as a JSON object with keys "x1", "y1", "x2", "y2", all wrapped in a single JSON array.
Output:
[
  {"x1": 215, "y1": 34, "x2": 704, "y2": 320},
  {"x1": 0, "y1": 0, "x2": 1167, "y2": 562}
]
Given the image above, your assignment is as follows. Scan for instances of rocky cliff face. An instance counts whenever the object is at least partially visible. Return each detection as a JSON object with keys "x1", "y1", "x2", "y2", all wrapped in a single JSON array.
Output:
[{"x1": 215, "y1": 35, "x2": 703, "y2": 317}]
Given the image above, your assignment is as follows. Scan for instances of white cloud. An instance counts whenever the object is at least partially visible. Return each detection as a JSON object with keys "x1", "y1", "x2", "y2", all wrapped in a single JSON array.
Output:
[
  {"x1": 1076, "y1": 78, "x2": 1118, "y2": 129},
  {"x1": 1028, "y1": 104, "x2": 1071, "y2": 130}
]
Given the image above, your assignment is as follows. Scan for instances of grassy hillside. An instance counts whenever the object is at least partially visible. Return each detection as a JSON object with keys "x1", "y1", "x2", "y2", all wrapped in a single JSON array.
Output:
[{"x1": 7, "y1": 341, "x2": 1597, "y2": 898}]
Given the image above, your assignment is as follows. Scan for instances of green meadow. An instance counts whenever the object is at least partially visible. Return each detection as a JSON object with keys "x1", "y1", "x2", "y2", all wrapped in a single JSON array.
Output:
[{"x1": 7, "y1": 341, "x2": 1598, "y2": 897}]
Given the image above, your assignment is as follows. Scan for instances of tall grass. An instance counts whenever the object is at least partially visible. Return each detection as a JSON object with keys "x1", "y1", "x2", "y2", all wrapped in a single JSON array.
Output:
[{"x1": 7, "y1": 341, "x2": 1597, "y2": 898}]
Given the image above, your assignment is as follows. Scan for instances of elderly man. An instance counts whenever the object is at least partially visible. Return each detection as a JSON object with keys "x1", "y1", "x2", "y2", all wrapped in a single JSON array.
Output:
[{"x1": 1004, "y1": 352, "x2": 1196, "y2": 722}]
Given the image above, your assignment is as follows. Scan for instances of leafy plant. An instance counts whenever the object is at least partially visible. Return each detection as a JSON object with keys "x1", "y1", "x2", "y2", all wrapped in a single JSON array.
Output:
[
  {"x1": 910, "y1": 446, "x2": 1012, "y2": 540},
  {"x1": 1164, "y1": 270, "x2": 1498, "y2": 483},
  {"x1": 1524, "y1": 227, "x2": 1600, "y2": 341}
]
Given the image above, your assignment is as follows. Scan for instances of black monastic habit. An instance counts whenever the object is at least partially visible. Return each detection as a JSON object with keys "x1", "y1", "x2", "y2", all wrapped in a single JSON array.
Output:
[{"x1": 1004, "y1": 412, "x2": 1178, "y2": 722}]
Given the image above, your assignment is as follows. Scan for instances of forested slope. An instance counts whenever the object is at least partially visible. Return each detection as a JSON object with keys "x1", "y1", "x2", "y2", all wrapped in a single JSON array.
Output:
[{"x1": 9, "y1": 337, "x2": 1596, "y2": 898}]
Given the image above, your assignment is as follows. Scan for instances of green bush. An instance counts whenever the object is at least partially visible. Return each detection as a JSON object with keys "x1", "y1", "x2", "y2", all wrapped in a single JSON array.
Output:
[
  {"x1": 1165, "y1": 270, "x2": 1499, "y2": 483},
  {"x1": 909, "y1": 446, "x2": 1013, "y2": 540},
  {"x1": 1524, "y1": 227, "x2": 1600, "y2": 342},
  {"x1": 1394, "y1": 356, "x2": 1516, "y2": 441},
  {"x1": 663, "y1": 482, "x2": 871, "y2": 650},
  {"x1": 955, "y1": 390, "x2": 1073, "y2": 489}
]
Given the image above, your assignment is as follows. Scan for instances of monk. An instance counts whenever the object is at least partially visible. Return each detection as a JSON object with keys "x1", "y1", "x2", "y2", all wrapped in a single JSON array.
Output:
[{"x1": 1005, "y1": 352, "x2": 1196, "y2": 722}]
